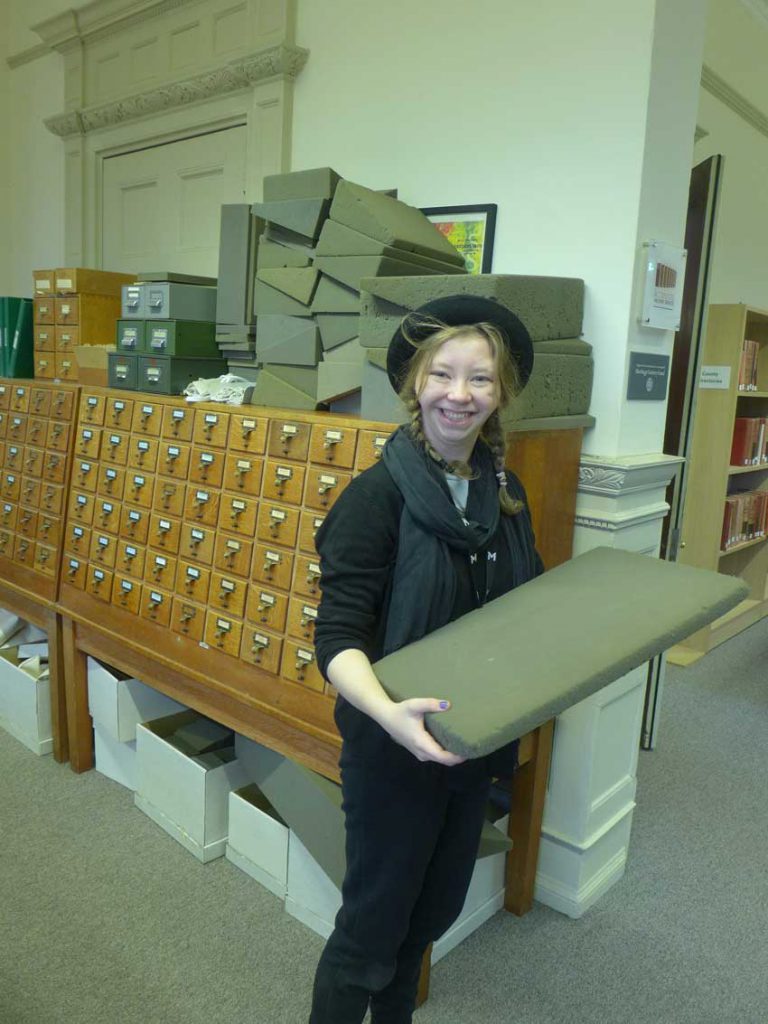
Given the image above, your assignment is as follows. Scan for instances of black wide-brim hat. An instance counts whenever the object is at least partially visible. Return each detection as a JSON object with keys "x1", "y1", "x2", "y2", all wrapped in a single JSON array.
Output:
[{"x1": 386, "y1": 295, "x2": 534, "y2": 392}]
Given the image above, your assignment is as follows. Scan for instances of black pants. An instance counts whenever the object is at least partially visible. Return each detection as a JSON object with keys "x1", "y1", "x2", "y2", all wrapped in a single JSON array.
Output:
[{"x1": 309, "y1": 740, "x2": 491, "y2": 1024}]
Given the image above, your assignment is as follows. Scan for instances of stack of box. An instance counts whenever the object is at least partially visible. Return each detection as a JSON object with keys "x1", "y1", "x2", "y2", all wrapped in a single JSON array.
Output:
[
  {"x1": 32, "y1": 268, "x2": 134, "y2": 384},
  {"x1": 208, "y1": 169, "x2": 466, "y2": 410},
  {"x1": 0, "y1": 297, "x2": 33, "y2": 378},
  {"x1": 0, "y1": 609, "x2": 51, "y2": 755},
  {"x1": 112, "y1": 273, "x2": 227, "y2": 394},
  {"x1": 357, "y1": 274, "x2": 593, "y2": 424},
  {"x1": 87, "y1": 656, "x2": 186, "y2": 790}
]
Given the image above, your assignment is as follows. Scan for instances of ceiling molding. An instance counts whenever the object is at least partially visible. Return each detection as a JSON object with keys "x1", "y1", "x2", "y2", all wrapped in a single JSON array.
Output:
[
  {"x1": 5, "y1": 43, "x2": 51, "y2": 69},
  {"x1": 32, "y1": 0, "x2": 194, "y2": 50},
  {"x1": 701, "y1": 63, "x2": 768, "y2": 140},
  {"x1": 43, "y1": 43, "x2": 309, "y2": 137},
  {"x1": 739, "y1": 0, "x2": 768, "y2": 29}
]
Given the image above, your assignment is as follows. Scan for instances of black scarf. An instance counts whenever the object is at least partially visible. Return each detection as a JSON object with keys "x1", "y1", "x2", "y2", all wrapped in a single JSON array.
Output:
[{"x1": 381, "y1": 426, "x2": 511, "y2": 655}]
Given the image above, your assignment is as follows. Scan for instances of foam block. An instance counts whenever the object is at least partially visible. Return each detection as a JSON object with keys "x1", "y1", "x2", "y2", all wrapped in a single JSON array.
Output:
[
  {"x1": 256, "y1": 314, "x2": 320, "y2": 354},
  {"x1": 311, "y1": 275, "x2": 360, "y2": 314},
  {"x1": 360, "y1": 274, "x2": 584, "y2": 343},
  {"x1": 253, "y1": 279, "x2": 312, "y2": 318},
  {"x1": 256, "y1": 267, "x2": 319, "y2": 306},
  {"x1": 374, "y1": 548, "x2": 749, "y2": 759},
  {"x1": 264, "y1": 223, "x2": 317, "y2": 254},
  {"x1": 316, "y1": 313, "x2": 360, "y2": 350},
  {"x1": 330, "y1": 181, "x2": 465, "y2": 266},
  {"x1": 256, "y1": 241, "x2": 313, "y2": 271},
  {"x1": 250, "y1": 370, "x2": 316, "y2": 410},
  {"x1": 360, "y1": 351, "x2": 405, "y2": 424},
  {"x1": 263, "y1": 167, "x2": 342, "y2": 203},
  {"x1": 265, "y1": 364, "x2": 319, "y2": 397},
  {"x1": 314, "y1": 255, "x2": 444, "y2": 292},
  {"x1": 251, "y1": 197, "x2": 330, "y2": 243},
  {"x1": 317, "y1": 361, "x2": 363, "y2": 403},
  {"x1": 316, "y1": 219, "x2": 466, "y2": 275},
  {"x1": 502, "y1": 352, "x2": 593, "y2": 423},
  {"x1": 256, "y1": 326, "x2": 320, "y2": 367}
]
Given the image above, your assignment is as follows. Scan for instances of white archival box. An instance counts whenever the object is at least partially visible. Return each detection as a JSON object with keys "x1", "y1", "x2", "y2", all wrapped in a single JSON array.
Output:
[
  {"x1": 225, "y1": 787, "x2": 289, "y2": 898},
  {"x1": 94, "y1": 724, "x2": 137, "y2": 791},
  {"x1": 87, "y1": 656, "x2": 186, "y2": 742},
  {"x1": 134, "y1": 711, "x2": 248, "y2": 863},
  {"x1": 0, "y1": 653, "x2": 52, "y2": 756}
]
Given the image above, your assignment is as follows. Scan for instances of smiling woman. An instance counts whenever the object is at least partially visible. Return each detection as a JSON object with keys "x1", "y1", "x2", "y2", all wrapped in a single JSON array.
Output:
[{"x1": 307, "y1": 295, "x2": 543, "y2": 1023}]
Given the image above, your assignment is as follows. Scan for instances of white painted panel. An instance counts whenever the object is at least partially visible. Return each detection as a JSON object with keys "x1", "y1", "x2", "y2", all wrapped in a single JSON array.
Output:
[
  {"x1": 131, "y1": 37, "x2": 161, "y2": 84},
  {"x1": 214, "y1": 4, "x2": 249, "y2": 55},
  {"x1": 102, "y1": 125, "x2": 247, "y2": 277},
  {"x1": 170, "y1": 21, "x2": 203, "y2": 71}
]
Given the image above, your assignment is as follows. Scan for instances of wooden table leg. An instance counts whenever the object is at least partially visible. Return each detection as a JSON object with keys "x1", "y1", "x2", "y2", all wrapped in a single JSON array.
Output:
[
  {"x1": 415, "y1": 944, "x2": 432, "y2": 1008},
  {"x1": 45, "y1": 609, "x2": 69, "y2": 764},
  {"x1": 61, "y1": 616, "x2": 93, "y2": 773},
  {"x1": 505, "y1": 718, "x2": 554, "y2": 916}
]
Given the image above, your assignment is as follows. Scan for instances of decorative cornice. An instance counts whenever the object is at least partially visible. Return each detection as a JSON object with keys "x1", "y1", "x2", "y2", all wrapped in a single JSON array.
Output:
[
  {"x1": 6, "y1": 43, "x2": 51, "y2": 69},
  {"x1": 44, "y1": 44, "x2": 309, "y2": 137},
  {"x1": 701, "y1": 63, "x2": 768, "y2": 141},
  {"x1": 578, "y1": 453, "x2": 682, "y2": 497},
  {"x1": 574, "y1": 504, "x2": 671, "y2": 532}
]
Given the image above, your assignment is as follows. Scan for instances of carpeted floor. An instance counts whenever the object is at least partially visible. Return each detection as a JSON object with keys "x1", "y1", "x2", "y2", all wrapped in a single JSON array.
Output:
[{"x1": 1, "y1": 617, "x2": 767, "y2": 1023}]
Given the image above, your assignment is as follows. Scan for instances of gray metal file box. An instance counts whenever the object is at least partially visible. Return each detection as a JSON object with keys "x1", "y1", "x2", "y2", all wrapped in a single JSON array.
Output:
[
  {"x1": 108, "y1": 352, "x2": 139, "y2": 390},
  {"x1": 146, "y1": 320, "x2": 218, "y2": 357},
  {"x1": 121, "y1": 283, "x2": 217, "y2": 321},
  {"x1": 137, "y1": 355, "x2": 227, "y2": 395}
]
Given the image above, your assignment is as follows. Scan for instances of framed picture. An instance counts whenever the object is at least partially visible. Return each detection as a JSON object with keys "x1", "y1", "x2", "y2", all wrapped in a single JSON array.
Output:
[{"x1": 421, "y1": 204, "x2": 497, "y2": 275}]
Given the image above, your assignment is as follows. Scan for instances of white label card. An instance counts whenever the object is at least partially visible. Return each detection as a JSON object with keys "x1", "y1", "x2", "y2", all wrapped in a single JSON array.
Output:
[{"x1": 699, "y1": 365, "x2": 731, "y2": 390}]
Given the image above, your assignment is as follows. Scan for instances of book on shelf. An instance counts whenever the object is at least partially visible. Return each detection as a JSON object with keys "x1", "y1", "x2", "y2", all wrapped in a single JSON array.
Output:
[
  {"x1": 737, "y1": 338, "x2": 760, "y2": 391},
  {"x1": 721, "y1": 488, "x2": 768, "y2": 551},
  {"x1": 730, "y1": 416, "x2": 768, "y2": 466}
]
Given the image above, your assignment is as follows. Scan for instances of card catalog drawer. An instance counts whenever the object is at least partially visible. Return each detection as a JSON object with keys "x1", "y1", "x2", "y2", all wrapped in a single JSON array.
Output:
[
  {"x1": 68, "y1": 490, "x2": 95, "y2": 525},
  {"x1": 40, "y1": 482, "x2": 65, "y2": 515},
  {"x1": 245, "y1": 585, "x2": 288, "y2": 633},
  {"x1": 252, "y1": 544, "x2": 294, "y2": 592},
  {"x1": 140, "y1": 586, "x2": 173, "y2": 628},
  {"x1": 355, "y1": 429, "x2": 391, "y2": 472},
  {"x1": 75, "y1": 426, "x2": 102, "y2": 459},
  {"x1": 127, "y1": 436, "x2": 159, "y2": 472},
  {"x1": 170, "y1": 598, "x2": 205, "y2": 642},
  {"x1": 292, "y1": 554, "x2": 322, "y2": 600},
  {"x1": 267, "y1": 418, "x2": 311, "y2": 461},
  {"x1": 105, "y1": 396, "x2": 134, "y2": 429},
  {"x1": 102, "y1": 429, "x2": 129, "y2": 465},
  {"x1": 16, "y1": 507, "x2": 38, "y2": 538},
  {"x1": 125, "y1": 471, "x2": 154, "y2": 509},
  {"x1": 209, "y1": 572, "x2": 247, "y2": 619},
  {"x1": 161, "y1": 404, "x2": 194, "y2": 441},
  {"x1": 218, "y1": 493, "x2": 258, "y2": 536},
  {"x1": 115, "y1": 540, "x2": 146, "y2": 580},
  {"x1": 193, "y1": 409, "x2": 230, "y2": 448},
  {"x1": 189, "y1": 447, "x2": 225, "y2": 488},
  {"x1": 112, "y1": 575, "x2": 142, "y2": 615},
  {"x1": 45, "y1": 419, "x2": 71, "y2": 452},
  {"x1": 184, "y1": 487, "x2": 220, "y2": 527},
  {"x1": 34, "y1": 298, "x2": 55, "y2": 325},
  {"x1": 280, "y1": 641, "x2": 324, "y2": 693},
  {"x1": 239, "y1": 627, "x2": 282, "y2": 674},
  {"x1": 64, "y1": 523, "x2": 91, "y2": 557},
  {"x1": 303, "y1": 466, "x2": 352, "y2": 513},
  {"x1": 153, "y1": 478, "x2": 186, "y2": 517},
  {"x1": 85, "y1": 564, "x2": 113, "y2": 602},
  {"x1": 179, "y1": 523, "x2": 215, "y2": 565},
  {"x1": 148, "y1": 512, "x2": 181, "y2": 555},
  {"x1": 255, "y1": 502, "x2": 299, "y2": 549},
  {"x1": 34, "y1": 543, "x2": 57, "y2": 577},
  {"x1": 89, "y1": 531, "x2": 118, "y2": 569},
  {"x1": 204, "y1": 611, "x2": 243, "y2": 658},
  {"x1": 309, "y1": 423, "x2": 358, "y2": 469},
  {"x1": 50, "y1": 390, "x2": 75, "y2": 420},
  {"x1": 298, "y1": 509, "x2": 325, "y2": 555},
  {"x1": 79, "y1": 393, "x2": 106, "y2": 426},
  {"x1": 144, "y1": 550, "x2": 178, "y2": 590},
  {"x1": 93, "y1": 498, "x2": 121, "y2": 535},
  {"x1": 157, "y1": 441, "x2": 191, "y2": 480},
  {"x1": 212, "y1": 532, "x2": 252, "y2": 577},
  {"x1": 222, "y1": 452, "x2": 263, "y2": 496},
  {"x1": 64, "y1": 556, "x2": 86, "y2": 589},
  {"x1": 120, "y1": 506, "x2": 150, "y2": 545},
  {"x1": 175, "y1": 561, "x2": 211, "y2": 603},
  {"x1": 262, "y1": 460, "x2": 306, "y2": 506},
  {"x1": 97, "y1": 465, "x2": 126, "y2": 501},
  {"x1": 55, "y1": 296, "x2": 79, "y2": 324},
  {"x1": 228, "y1": 414, "x2": 268, "y2": 454},
  {"x1": 131, "y1": 400, "x2": 163, "y2": 436}
]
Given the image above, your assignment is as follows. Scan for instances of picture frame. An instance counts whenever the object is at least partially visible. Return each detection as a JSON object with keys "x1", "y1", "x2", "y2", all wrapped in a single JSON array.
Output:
[{"x1": 421, "y1": 204, "x2": 497, "y2": 275}]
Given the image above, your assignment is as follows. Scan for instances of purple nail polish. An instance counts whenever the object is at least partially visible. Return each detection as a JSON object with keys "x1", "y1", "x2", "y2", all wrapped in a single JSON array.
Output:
[{"x1": 439, "y1": 700, "x2": 449, "y2": 710}]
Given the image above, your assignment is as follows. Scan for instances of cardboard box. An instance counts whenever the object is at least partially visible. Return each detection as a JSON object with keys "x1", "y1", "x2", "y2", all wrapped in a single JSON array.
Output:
[
  {"x1": 75, "y1": 345, "x2": 114, "y2": 386},
  {"x1": 87, "y1": 657, "x2": 186, "y2": 742},
  {"x1": 0, "y1": 653, "x2": 52, "y2": 755},
  {"x1": 225, "y1": 785, "x2": 289, "y2": 898},
  {"x1": 134, "y1": 710, "x2": 248, "y2": 862},
  {"x1": 284, "y1": 818, "x2": 509, "y2": 964},
  {"x1": 94, "y1": 724, "x2": 137, "y2": 791}
]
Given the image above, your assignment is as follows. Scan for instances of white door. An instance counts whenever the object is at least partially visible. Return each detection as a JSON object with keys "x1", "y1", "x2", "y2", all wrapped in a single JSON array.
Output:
[{"x1": 101, "y1": 125, "x2": 247, "y2": 277}]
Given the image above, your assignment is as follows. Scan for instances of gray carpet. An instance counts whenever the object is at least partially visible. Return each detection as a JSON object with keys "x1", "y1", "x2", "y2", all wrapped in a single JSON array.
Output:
[{"x1": 1, "y1": 617, "x2": 767, "y2": 1024}]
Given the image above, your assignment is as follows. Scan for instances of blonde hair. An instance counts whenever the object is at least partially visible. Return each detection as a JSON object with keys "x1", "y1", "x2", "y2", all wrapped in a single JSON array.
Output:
[{"x1": 397, "y1": 314, "x2": 525, "y2": 516}]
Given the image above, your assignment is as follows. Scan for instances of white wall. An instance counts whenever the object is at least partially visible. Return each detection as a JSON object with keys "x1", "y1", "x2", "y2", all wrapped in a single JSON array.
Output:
[
  {"x1": 292, "y1": 0, "x2": 705, "y2": 456},
  {"x1": 695, "y1": 0, "x2": 768, "y2": 308}
]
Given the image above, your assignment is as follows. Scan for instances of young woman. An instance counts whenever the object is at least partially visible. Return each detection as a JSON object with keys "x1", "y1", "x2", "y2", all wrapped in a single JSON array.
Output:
[{"x1": 309, "y1": 295, "x2": 543, "y2": 1024}]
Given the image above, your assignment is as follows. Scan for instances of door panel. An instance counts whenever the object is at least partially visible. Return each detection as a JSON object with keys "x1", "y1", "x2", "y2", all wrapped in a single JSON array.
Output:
[{"x1": 102, "y1": 125, "x2": 247, "y2": 276}]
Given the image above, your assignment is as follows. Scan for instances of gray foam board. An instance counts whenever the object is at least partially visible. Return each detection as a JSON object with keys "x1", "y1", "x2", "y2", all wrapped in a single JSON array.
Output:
[
  {"x1": 359, "y1": 274, "x2": 584, "y2": 342},
  {"x1": 317, "y1": 361, "x2": 363, "y2": 403},
  {"x1": 316, "y1": 313, "x2": 360, "y2": 350},
  {"x1": 250, "y1": 370, "x2": 316, "y2": 410},
  {"x1": 256, "y1": 314, "x2": 320, "y2": 352},
  {"x1": 251, "y1": 197, "x2": 330, "y2": 243},
  {"x1": 263, "y1": 167, "x2": 342, "y2": 203},
  {"x1": 314, "y1": 254, "x2": 445, "y2": 292},
  {"x1": 216, "y1": 205, "x2": 264, "y2": 325},
  {"x1": 360, "y1": 356, "x2": 406, "y2": 424},
  {"x1": 265, "y1": 363, "x2": 319, "y2": 396},
  {"x1": 330, "y1": 180, "x2": 465, "y2": 266},
  {"x1": 374, "y1": 547, "x2": 749, "y2": 759},
  {"x1": 322, "y1": 337, "x2": 365, "y2": 364},
  {"x1": 256, "y1": 327, "x2": 320, "y2": 367},
  {"x1": 264, "y1": 223, "x2": 317, "y2": 255},
  {"x1": 329, "y1": 393, "x2": 363, "y2": 416},
  {"x1": 256, "y1": 241, "x2": 313, "y2": 271},
  {"x1": 316, "y1": 219, "x2": 466, "y2": 275},
  {"x1": 311, "y1": 275, "x2": 360, "y2": 314},
  {"x1": 253, "y1": 279, "x2": 312, "y2": 318},
  {"x1": 256, "y1": 266, "x2": 319, "y2": 306},
  {"x1": 226, "y1": 363, "x2": 260, "y2": 384}
]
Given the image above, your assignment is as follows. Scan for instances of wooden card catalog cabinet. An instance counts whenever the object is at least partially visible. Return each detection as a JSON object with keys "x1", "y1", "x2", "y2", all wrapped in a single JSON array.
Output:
[
  {"x1": 56, "y1": 391, "x2": 403, "y2": 727},
  {"x1": 0, "y1": 380, "x2": 78, "y2": 602}
]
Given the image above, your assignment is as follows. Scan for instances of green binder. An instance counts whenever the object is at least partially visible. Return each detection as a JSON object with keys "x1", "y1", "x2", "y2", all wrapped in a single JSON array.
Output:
[
  {"x1": 8, "y1": 299, "x2": 33, "y2": 378},
  {"x1": 0, "y1": 297, "x2": 7, "y2": 375}
]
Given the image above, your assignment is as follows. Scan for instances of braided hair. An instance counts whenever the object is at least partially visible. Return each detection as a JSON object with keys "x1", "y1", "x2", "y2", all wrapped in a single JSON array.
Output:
[{"x1": 397, "y1": 316, "x2": 525, "y2": 516}]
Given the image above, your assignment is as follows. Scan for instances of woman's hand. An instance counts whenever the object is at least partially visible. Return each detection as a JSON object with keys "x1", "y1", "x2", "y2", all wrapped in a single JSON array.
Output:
[{"x1": 379, "y1": 698, "x2": 466, "y2": 766}]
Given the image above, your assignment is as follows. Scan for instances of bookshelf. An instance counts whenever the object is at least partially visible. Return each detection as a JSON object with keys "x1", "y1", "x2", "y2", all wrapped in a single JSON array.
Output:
[{"x1": 669, "y1": 303, "x2": 768, "y2": 665}]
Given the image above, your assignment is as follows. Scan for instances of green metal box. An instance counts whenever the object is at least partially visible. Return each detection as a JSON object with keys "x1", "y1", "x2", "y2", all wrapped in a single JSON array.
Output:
[
  {"x1": 108, "y1": 352, "x2": 139, "y2": 390},
  {"x1": 137, "y1": 355, "x2": 227, "y2": 395},
  {"x1": 146, "y1": 319, "x2": 218, "y2": 356},
  {"x1": 116, "y1": 320, "x2": 146, "y2": 353}
]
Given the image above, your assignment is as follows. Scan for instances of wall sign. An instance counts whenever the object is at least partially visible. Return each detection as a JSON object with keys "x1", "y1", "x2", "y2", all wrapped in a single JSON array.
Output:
[
  {"x1": 638, "y1": 240, "x2": 687, "y2": 331},
  {"x1": 627, "y1": 352, "x2": 670, "y2": 400}
]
